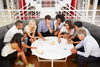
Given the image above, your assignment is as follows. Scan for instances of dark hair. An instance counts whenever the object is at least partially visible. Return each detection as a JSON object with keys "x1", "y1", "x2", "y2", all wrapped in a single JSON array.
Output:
[
  {"x1": 65, "y1": 20, "x2": 74, "y2": 29},
  {"x1": 45, "y1": 15, "x2": 51, "y2": 20},
  {"x1": 74, "y1": 21, "x2": 83, "y2": 28},
  {"x1": 15, "y1": 20, "x2": 23, "y2": 26},
  {"x1": 10, "y1": 33, "x2": 23, "y2": 50},
  {"x1": 56, "y1": 14, "x2": 65, "y2": 22}
]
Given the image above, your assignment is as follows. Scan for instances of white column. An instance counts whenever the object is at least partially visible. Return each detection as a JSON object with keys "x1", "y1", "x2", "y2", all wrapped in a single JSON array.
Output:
[
  {"x1": 0, "y1": 0, "x2": 4, "y2": 17},
  {"x1": 11, "y1": 0, "x2": 14, "y2": 9},
  {"x1": 86, "y1": 0, "x2": 90, "y2": 21},
  {"x1": 92, "y1": 0, "x2": 98, "y2": 24},
  {"x1": 36, "y1": 0, "x2": 41, "y2": 10},
  {"x1": 55, "y1": 0, "x2": 60, "y2": 10},
  {"x1": 0, "y1": 0, "x2": 4, "y2": 9},
  {"x1": 6, "y1": 0, "x2": 9, "y2": 9},
  {"x1": 0, "y1": 0, "x2": 4, "y2": 15},
  {"x1": 6, "y1": 0, "x2": 12, "y2": 23},
  {"x1": 17, "y1": 0, "x2": 19, "y2": 9},
  {"x1": 0, "y1": 0, "x2": 4, "y2": 24}
]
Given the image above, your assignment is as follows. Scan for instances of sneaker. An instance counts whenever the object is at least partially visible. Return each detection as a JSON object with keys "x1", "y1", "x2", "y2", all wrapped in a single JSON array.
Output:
[
  {"x1": 26, "y1": 63, "x2": 35, "y2": 67},
  {"x1": 15, "y1": 60, "x2": 24, "y2": 65}
]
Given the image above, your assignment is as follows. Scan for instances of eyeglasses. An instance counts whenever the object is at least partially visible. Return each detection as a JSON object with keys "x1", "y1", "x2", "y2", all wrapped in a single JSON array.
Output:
[{"x1": 64, "y1": 24, "x2": 69, "y2": 27}]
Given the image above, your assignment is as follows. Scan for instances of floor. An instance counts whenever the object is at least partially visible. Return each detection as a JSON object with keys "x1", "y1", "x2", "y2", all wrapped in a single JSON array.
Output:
[{"x1": 11, "y1": 49, "x2": 79, "y2": 67}]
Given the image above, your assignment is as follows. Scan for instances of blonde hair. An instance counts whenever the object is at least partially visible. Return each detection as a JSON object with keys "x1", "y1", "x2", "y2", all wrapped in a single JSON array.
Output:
[{"x1": 28, "y1": 19, "x2": 36, "y2": 32}]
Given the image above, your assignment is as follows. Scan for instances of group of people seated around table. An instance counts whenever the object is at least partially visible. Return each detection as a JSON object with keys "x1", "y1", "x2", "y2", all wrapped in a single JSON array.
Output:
[{"x1": 1, "y1": 14, "x2": 100, "y2": 67}]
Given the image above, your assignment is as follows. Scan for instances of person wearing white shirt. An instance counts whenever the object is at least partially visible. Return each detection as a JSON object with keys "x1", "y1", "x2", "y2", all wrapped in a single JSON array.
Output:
[
  {"x1": 4, "y1": 20, "x2": 29, "y2": 56},
  {"x1": 4, "y1": 25, "x2": 23, "y2": 43},
  {"x1": 4, "y1": 20, "x2": 24, "y2": 43},
  {"x1": 54, "y1": 14, "x2": 65, "y2": 36},
  {"x1": 58, "y1": 20, "x2": 75, "y2": 43},
  {"x1": 71, "y1": 29, "x2": 100, "y2": 67}
]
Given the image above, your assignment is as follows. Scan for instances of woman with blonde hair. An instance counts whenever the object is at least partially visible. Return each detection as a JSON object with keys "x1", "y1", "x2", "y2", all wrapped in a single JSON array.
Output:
[{"x1": 24, "y1": 19, "x2": 39, "y2": 45}]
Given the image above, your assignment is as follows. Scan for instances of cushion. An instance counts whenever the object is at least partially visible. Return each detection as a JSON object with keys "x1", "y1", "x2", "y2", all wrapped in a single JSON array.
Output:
[
  {"x1": 83, "y1": 22, "x2": 100, "y2": 39},
  {"x1": 0, "y1": 38, "x2": 12, "y2": 67},
  {"x1": 0, "y1": 26, "x2": 8, "y2": 39},
  {"x1": 0, "y1": 38, "x2": 4, "y2": 57},
  {"x1": 35, "y1": 18, "x2": 42, "y2": 25},
  {"x1": 6, "y1": 23, "x2": 15, "y2": 29},
  {"x1": 51, "y1": 18, "x2": 55, "y2": 21},
  {"x1": 22, "y1": 20, "x2": 29, "y2": 30},
  {"x1": 87, "y1": 61, "x2": 100, "y2": 67},
  {"x1": 0, "y1": 58, "x2": 12, "y2": 67}
]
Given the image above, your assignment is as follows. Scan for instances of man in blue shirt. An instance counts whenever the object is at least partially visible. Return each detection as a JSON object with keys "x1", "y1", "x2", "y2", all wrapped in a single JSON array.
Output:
[
  {"x1": 37, "y1": 15, "x2": 53, "y2": 41},
  {"x1": 71, "y1": 29, "x2": 100, "y2": 67}
]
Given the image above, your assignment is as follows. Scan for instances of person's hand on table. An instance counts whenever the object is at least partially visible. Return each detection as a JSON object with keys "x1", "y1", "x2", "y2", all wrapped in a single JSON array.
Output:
[
  {"x1": 58, "y1": 39, "x2": 61, "y2": 43},
  {"x1": 31, "y1": 47, "x2": 37, "y2": 49},
  {"x1": 67, "y1": 40, "x2": 73, "y2": 44},
  {"x1": 71, "y1": 47, "x2": 77, "y2": 54},
  {"x1": 42, "y1": 37, "x2": 46, "y2": 41}
]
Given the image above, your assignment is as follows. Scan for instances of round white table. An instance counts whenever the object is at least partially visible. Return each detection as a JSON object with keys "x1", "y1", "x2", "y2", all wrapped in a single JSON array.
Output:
[{"x1": 31, "y1": 36, "x2": 74, "y2": 67}]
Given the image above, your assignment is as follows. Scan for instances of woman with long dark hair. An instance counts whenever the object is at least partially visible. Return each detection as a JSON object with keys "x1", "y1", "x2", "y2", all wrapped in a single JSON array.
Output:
[
  {"x1": 58, "y1": 20, "x2": 75, "y2": 43},
  {"x1": 1, "y1": 33, "x2": 37, "y2": 67}
]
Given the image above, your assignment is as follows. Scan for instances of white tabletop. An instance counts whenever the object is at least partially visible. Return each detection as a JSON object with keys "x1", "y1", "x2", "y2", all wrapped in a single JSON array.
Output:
[{"x1": 31, "y1": 36, "x2": 74, "y2": 60}]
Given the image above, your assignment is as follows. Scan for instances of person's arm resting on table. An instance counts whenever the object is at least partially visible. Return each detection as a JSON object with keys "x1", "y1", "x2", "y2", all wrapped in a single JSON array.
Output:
[
  {"x1": 68, "y1": 35, "x2": 76, "y2": 40},
  {"x1": 67, "y1": 34, "x2": 80, "y2": 44},
  {"x1": 22, "y1": 43, "x2": 37, "y2": 49},
  {"x1": 38, "y1": 32, "x2": 45, "y2": 40},
  {"x1": 71, "y1": 41, "x2": 83, "y2": 54}
]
